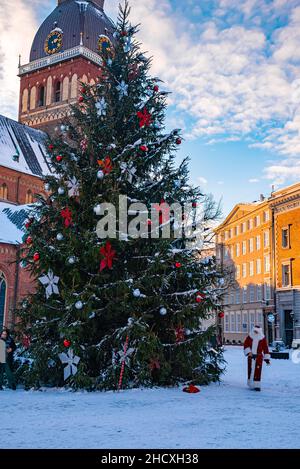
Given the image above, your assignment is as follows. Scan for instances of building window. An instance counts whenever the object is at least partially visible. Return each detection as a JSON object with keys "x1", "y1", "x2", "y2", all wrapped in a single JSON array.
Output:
[
  {"x1": 282, "y1": 228, "x2": 290, "y2": 249},
  {"x1": 25, "y1": 190, "x2": 33, "y2": 204},
  {"x1": 236, "y1": 312, "x2": 242, "y2": 333},
  {"x1": 0, "y1": 183, "x2": 8, "y2": 200},
  {"x1": 250, "y1": 311, "x2": 256, "y2": 331},
  {"x1": 264, "y1": 230, "x2": 269, "y2": 248},
  {"x1": 249, "y1": 261, "x2": 254, "y2": 277},
  {"x1": 256, "y1": 258, "x2": 261, "y2": 275},
  {"x1": 235, "y1": 226, "x2": 239, "y2": 236},
  {"x1": 242, "y1": 263, "x2": 247, "y2": 278},
  {"x1": 38, "y1": 86, "x2": 45, "y2": 107},
  {"x1": 256, "y1": 311, "x2": 263, "y2": 328},
  {"x1": 225, "y1": 313, "x2": 230, "y2": 333},
  {"x1": 236, "y1": 265, "x2": 240, "y2": 279},
  {"x1": 282, "y1": 264, "x2": 291, "y2": 287},
  {"x1": 264, "y1": 255, "x2": 270, "y2": 273},
  {"x1": 236, "y1": 243, "x2": 240, "y2": 257},
  {"x1": 265, "y1": 282, "x2": 271, "y2": 300},
  {"x1": 242, "y1": 241, "x2": 247, "y2": 255},
  {"x1": 249, "y1": 238, "x2": 254, "y2": 253},
  {"x1": 223, "y1": 293, "x2": 229, "y2": 305},
  {"x1": 248, "y1": 219, "x2": 253, "y2": 230},
  {"x1": 256, "y1": 235, "x2": 261, "y2": 250},
  {"x1": 249, "y1": 285, "x2": 255, "y2": 302},
  {"x1": 235, "y1": 288, "x2": 241, "y2": 304},
  {"x1": 0, "y1": 272, "x2": 7, "y2": 327},
  {"x1": 243, "y1": 286, "x2": 248, "y2": 303},
  {"x1": 242, "y1": 222, "x2": 246, "y2": 233},
  {"x1": 230, "y1": 312, "x2": 236, "y2": 332},
  {"x1": 230, "y1": 290, "x2": 235, "y2": 305},
  {"x1": 264, "y1": 210, "x2": 270, "y2": 223},
  {"x1": 55, "y1": 81, "x2": 61, "y2": 102},
  {"x1": 242, "y1": 312, "x2": 248, "y2": 332},
  {"x1": 230, "y1": 245, "x2": 234, "y2": 258},
  {"x1": 255, "y1": 215, "x2": 260, "y2": 227},
  {"x1": 257, "y1": 284, "x2": 263, "y2": 302}
]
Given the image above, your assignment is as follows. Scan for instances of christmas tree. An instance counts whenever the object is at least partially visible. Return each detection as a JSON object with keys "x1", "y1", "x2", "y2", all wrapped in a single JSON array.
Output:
[{"x1": 17, "y1": 2, "x2": 225, "y2": 391}]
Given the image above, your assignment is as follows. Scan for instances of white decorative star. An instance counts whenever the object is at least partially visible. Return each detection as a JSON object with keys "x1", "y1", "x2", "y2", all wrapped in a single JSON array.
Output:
[
  {"x1": 39, "y1": 270, "x2": 60, "y2": 299},
  {"x1": 95, "y1": 97, "x2": 107, "y2": 116},
  {"x1": 67, "y1": 177, "x2": 79, "y2": 197},
  {"x1": 59, "y1": 349, "x2": 80, "y2": 381},
  {"x1": 117, "y1": 80, "x2": 129, "y2": 99}
]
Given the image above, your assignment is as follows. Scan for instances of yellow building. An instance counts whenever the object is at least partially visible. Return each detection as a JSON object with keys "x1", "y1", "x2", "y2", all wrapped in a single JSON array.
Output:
[
  {"x1": 215, "y1": 197, "x2": 274, "y2": 344},
  {"x1": 216, "y1": 183, "x2": 300, "y2": 347},
  {"x1": 270, "y1": 183, "x2": 300, "y2": 348}
]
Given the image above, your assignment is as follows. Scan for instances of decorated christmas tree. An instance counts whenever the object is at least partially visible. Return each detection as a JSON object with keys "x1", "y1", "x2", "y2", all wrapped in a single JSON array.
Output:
[{"x1": 17, "y1": 2, "x2": 225, "y2": 390}]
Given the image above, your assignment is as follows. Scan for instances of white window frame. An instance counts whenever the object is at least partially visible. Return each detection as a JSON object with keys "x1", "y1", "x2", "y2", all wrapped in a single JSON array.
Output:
[
  {"x1": 264, "y1": 255, "x2": 270, "y2": 273},
  {"x1": 236, "y1": 312, "x2": 242, "y2": 333},
  {"x1": 264, "y1": 230, "x2": 269, "y2": 248},
  {"x1": 242, "y1": 263, "x2": 247, "y2": 278},
  {"x1": 236, "y1": 243, "x2": 240, "y2": 257},
  {"x1": 256, "y1": 235, "x2": 261, "y2": 250},
  {"x1": 256, "y1": 258, "x2": 261, "y2": 275},
  {"x1": 225, "y1": 313, "x2": 230, "y2": 333},
  {"x1": 249, "y1": 260, "x2": 254, "y2": 277},
  {"x1": 230, "y1": 312, "x2": 236, "y2": 333},
  {"x1": 242, "y1": 241, "x2": 247, "y2": 255}
]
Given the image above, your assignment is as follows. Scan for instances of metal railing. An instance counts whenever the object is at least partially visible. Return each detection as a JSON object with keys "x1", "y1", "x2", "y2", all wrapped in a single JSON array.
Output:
[{"x1": 18, "y1": 46, "x2": 102, "y2": 75}]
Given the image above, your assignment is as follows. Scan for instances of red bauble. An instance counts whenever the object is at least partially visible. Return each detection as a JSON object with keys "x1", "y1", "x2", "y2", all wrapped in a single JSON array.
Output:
[
  {"x1": 121, "y1": 30, "x2": 127, "y2": 36},
  {"x1": 147, "y1": 219, "x2": 152, "y2": 226},
  {"x1": 154, "y1": 85, "x2": 159, "y2": 93},
  {"x1": 192, "y1": 202, "x2": 197, "y2": 208},
  {"x1": 33, "y1": 252, "x2": 40, "y2": 262},
  {"x1": 196, "y1": 292, "x2": 205, "y2": 303},
  {"x1": 176, "y1": 138, "x2": 182, "y2": 145},
  {"x1": 218, "y1": 312, "x2": 225, "y2": 319},
  {"x1": 78, "y1": 96, "x2": 84, "y2": 103},
  {"x1": 48, "y1": 144, "x2": 54, "y2": 151},
  {"x1": 63, "y1": 339, "x2": 71, "y2": 348},
  {"x1": 26, "y1": 236, "x2": 33, "y2": 245},
  {"x1": 175, "y1": 262, "x2": 182, "y2": 268},
  {"x1": 140, "y1": 145, "x2": 148, "y2": 152},
  {"x1": 56, "y1": 155, "x2": 63, "y2": 162}
]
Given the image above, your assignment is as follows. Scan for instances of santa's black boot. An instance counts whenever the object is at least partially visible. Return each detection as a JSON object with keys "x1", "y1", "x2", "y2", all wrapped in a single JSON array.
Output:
[{"x1": 254, "y1": 387, "x2": 261, "y2": 391}]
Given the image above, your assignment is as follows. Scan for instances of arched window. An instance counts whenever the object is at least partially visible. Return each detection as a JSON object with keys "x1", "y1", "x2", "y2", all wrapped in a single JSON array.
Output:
[
  {"x1": 62, "y1": 76, "x2": 69, "y2": 101},
  {"x1": 55, "y1": 81, "x2": 61, "y2": 102},
  {"x1": 25, "y1": 190, "x2": 33, "y2": 204},
  {"x1": 38, "y1": 86, "x2": 45, "y2": 107},
  {"x1": 22, "y1": 88, "x2": 29, "y2": 113},
  {"x1": 71, "y1": 74, "x2": 78, "y2": 99},
  {"x1": 0, "y1": 184, "x2": 8, "y2": 200},
  {"x1": 0, "y1": 272, "x2": 7, "y2": 328},
  {"x1": 30, "y1": 86, "x2": 36, "y2": 110}
]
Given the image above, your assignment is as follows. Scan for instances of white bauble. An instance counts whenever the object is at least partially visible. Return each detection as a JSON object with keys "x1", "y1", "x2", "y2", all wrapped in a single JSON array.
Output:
[
  {"x1": 75, "y1": 301, "x2": 83, "y2": 310},
  {"x1": 97, "y1": 170, "x2": 104, "y2": 180},
  {"x1": 58, "y1": 187, "x2": 65, "y2": 195},
  {"x1": 133, "y1": 289, "x2": 141, "y2": 298},
  {"x1": 44, "y1": 183, "x2": 50, "y2": 191},
  {"x1": 56, "y1": 233, "x2": 64, "y2": 241},
  {"x1": 68, "y1": 256, "x2": 76, "y2": 265},
  {"x1": 160, "y1": 307, "x2": 167, "y2": 316}
]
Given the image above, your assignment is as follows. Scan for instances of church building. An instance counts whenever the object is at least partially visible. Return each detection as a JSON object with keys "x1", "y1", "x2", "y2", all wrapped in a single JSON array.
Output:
[{"x1": 0, "y1": 0, "x2": 114, "y2": 328}]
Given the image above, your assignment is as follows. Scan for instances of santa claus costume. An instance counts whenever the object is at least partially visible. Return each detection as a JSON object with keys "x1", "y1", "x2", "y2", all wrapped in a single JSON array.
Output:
[{"x1": 244, "y1": 325, "x2": 271, "y2": 391}]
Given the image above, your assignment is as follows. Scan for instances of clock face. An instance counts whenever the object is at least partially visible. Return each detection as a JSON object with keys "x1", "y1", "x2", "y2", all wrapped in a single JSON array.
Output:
[
  {"x1": 98, "y1": 35, "x2": 113, "y2": 55},
  {"x1": 44, "y1": 30, "x2": 63, "y2": 55}
]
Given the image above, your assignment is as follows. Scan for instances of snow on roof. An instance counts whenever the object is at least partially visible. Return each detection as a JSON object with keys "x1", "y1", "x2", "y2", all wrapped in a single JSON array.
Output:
[
  {"x1": 0, "y1": 115, "x2": 51, "y2": 178},
  {"x1": 0, "y1": 202, "x2": 32, "y2": 245}
]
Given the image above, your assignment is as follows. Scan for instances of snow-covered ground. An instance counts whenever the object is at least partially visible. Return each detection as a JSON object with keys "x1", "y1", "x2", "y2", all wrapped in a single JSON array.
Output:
[{"x1": 1, "y1": 346, "x2": 300, "y2": 449}]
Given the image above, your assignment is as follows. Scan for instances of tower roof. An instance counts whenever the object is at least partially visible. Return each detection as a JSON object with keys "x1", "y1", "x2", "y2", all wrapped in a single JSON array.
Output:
[{"x1": 30, "y1": 0, "x2": 114, "y2": 62}]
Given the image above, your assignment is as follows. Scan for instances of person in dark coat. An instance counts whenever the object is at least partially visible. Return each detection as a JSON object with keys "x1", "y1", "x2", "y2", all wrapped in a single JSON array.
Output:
[
  {"x1": 0, "y1": 330, "x2": 16, "y2": 390},
  {"x1": 3, "y1": 328, "x2": 17, "y2": 369}
]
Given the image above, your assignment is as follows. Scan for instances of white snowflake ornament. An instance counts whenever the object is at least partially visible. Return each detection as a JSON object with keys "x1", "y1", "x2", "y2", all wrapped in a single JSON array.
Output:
[
  {"x1": 67, "y1": 177, "x2": 79, "y2": 197},
  {"x1": 39, "y1": 270, "x2": 60, "y2": 299},
  {"x1": 95, "y1": 97, "x2": 107, "y2": 116},
  {"x1": 117, "y1": 80, "x2": 128, "y2": 99},
  {"x1": 59, "y1": 349, "x2": 80, "y2": 381},
  {"x1": 120, "y1": 162, "x2": 137, "y2": 183}
]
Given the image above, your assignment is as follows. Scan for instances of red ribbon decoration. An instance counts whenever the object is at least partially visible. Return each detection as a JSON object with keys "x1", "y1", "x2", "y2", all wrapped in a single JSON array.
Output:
[
  {"x1": 175, "y1": 326, "x2": 185, "y2": 343},
  {"x1": 61, "y1": 207, "x2": 73, "y2": 228},
  {"x1": 137, "y1": 108, "x2": 152, "y2": 128},
  {"x1": 100, "y1": 241, "x2": 117, "y2": 271},
  {"x1": 97, "y1": 157, "x2": 113, "y2": 175},
  {"x1": 118, "y1": 335, "x2": 129, "y2": 391}
]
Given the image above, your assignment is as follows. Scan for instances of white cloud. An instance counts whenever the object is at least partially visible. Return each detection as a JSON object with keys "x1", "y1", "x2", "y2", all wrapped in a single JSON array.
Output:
[
  {"x1": 197, "y1": 176, "x2": 208, "y2": 185},
  {"x1": 249, "y1": 178, "x2": 259, "y2": 183}
]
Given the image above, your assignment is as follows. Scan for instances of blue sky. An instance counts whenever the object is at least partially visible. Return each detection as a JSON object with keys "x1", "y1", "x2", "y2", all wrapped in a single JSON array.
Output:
[{"x1": 1, "y1": 0, "x2": 300, "y2": 219}]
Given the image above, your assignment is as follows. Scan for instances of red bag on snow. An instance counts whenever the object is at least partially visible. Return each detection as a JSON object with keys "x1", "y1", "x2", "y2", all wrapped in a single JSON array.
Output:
[{"x1": 183, "y1": 384, "x2": 200, "y2": 393}]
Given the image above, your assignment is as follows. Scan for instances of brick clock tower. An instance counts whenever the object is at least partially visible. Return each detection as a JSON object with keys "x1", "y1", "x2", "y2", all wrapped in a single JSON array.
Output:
[{"x1": 18, "y1": 0, "x2": 114, "y2": 135}]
